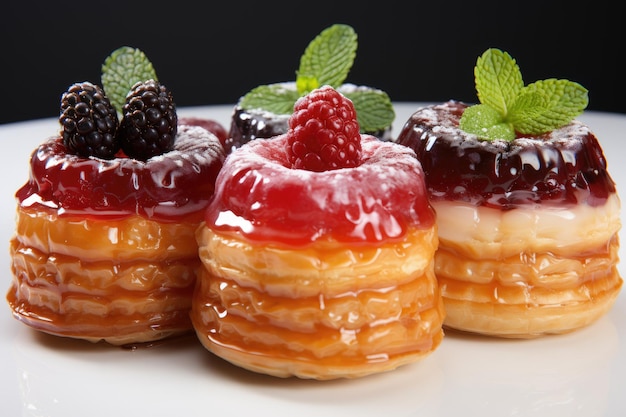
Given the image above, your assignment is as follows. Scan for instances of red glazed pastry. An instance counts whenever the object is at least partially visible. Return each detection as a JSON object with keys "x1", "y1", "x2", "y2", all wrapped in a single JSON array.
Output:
[
  {"x1": 396, "y1": 51, "x2": 622, "y2": 338},
  {"x1": 6, "y1": 58, "x2": 226, "y2": 345},
  {"x1": 7, "y1": 124, "x2": 224, "y2": 345},
  {"x1": 192, "y1": 86, "x2": 444, "y2": 379}
]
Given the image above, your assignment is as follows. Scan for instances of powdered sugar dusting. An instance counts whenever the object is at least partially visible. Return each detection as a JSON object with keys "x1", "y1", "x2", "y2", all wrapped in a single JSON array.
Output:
[{"x1": 169, "y1": 125, "x2": 225, "y2": 165}]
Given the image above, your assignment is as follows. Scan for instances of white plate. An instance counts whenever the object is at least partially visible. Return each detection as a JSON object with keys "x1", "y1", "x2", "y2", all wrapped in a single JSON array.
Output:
[{"x1": 1, "y1": 104, "x2": 625, "y2": 417}]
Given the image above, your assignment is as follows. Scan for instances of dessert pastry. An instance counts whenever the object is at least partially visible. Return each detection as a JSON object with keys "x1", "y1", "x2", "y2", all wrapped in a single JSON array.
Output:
[
  {"x1": 227, "y1": 24, "x2": 395, "y2": 152},
  {"x1": 192, "y1": 86, "x2": 444, "y2": 379},
  {"x1": 396, "y1": 49, "x2": 622, "y2": 338},
  {"x1": 6, "y1": 48, "x2": 226, "y2": 345}
]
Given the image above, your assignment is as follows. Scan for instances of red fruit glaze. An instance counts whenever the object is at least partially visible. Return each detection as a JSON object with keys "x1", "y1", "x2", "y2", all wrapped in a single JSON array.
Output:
[
  {"x1": 396, "y1": 101, "x2": 617, "y2": 209},
  {"x1": 178, "y1": 117, "x2": 228, "y2": 148},
  {"x1": 16, "y1": 125, "x2": 225, "y2": 221},
  {"x1": 286, "y1": 86, "x2": 361, "y2": 171},
  {"x1": 205, "y1": 134, "x2": 435, "y2": 246}
]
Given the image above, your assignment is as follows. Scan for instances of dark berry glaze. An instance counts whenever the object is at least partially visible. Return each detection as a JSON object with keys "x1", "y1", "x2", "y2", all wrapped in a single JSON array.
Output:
[
  {"x1": 205, "y1": 135, "x2": 435, "y2": 246},
  {"x1": 396, "y1": 101, "x2": 617, "y2": 209},
  {"x1": 16, "y1": 125, "x2": 225, "y2": 221},
  {"x1": 227, "y1": 104, "x2": 290, "y2": 153}
]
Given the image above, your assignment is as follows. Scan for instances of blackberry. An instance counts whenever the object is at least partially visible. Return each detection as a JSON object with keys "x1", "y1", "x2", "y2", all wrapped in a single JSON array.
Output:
[
  {"x1": 118, "y1": 79, "x2": 177, "y2": 160},
  {"x1": 60, "y1": 82, "x2": 120, "y2": 159}
]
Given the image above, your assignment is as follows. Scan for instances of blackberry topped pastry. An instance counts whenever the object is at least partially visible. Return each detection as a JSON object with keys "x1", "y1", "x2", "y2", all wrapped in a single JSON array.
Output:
[
  {"x1": 227, "y1": 24, "x2": 395, "y2": 153},
  {"x1": 396, "y1": 48, "x2": 622, "y2": 338},
  {"x1": 6, "y1": 47, "x2": 226, "y2": 345}
]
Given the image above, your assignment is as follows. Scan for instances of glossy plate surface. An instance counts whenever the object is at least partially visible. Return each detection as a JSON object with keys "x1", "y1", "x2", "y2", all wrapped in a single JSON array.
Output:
[{"x1": 1, "y1": 104, "x2": 625, "y2": 417}]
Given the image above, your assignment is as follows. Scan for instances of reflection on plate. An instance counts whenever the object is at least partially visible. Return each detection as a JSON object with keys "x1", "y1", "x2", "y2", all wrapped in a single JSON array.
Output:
[{"x1": 1, "y1": 104, "x2": 625, "y2": 417}]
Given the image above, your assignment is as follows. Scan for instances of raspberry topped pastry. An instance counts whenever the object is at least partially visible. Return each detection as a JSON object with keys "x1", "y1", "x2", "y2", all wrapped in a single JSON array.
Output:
[
  {"x1": 192, "y1": 86, "x2": 444, "y2": 379},
  {"x1": 396, "y1": 49, "x2": 622, "y2": 338},
  {"x1": 6, "y1": 47, "x2": 226, "y2": 345},
  {"x1": 227, "y1": 24, "x2": 395, "y2": 152}
]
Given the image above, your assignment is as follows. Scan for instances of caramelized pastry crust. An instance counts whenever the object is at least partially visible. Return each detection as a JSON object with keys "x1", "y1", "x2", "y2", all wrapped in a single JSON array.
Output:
[
  {"x1": 433, "y1": 199, "x2": 622, "y2": 337},
  {"x1": 194, "y1": 226, "x2": 443, "y2": 379}
]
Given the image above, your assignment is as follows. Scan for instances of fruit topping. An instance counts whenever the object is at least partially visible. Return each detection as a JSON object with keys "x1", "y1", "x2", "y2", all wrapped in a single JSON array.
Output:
[
  {"x1": 460, "y1": 48, "x2": 588, "y2": 141},
  {"x1": 238, "y1": 24, "x2": 394, "y2": 135},
  {"x1": 286, "y1": 86, "x2": 361, "y2": 171},
  {"x1": 118, "y1": 80, "x2": 178, "y2": 160},
  {"x1": 58, "y1": 46, "x2": 182, "y2": 161},
  {"x1": 59, "y1": 82, "x2": 120, "y2": 159}
]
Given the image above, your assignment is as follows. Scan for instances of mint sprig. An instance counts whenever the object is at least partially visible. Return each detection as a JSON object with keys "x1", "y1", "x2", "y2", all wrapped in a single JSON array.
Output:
[
  {"x1": 344, "y1": 89, "x2": 395, "y2": 132},
  {"x1": 101, "y1": 46, "x2": 158, "y2": 115},
  {"x1": 240, "y1": 84, "x2": 301, "y2": 114},
  {"x1": 296, "y1": 24, "x2": 357, "y2": 94},
  {"x1": 240, "y1": 24, "x2": 395, "y2": 133},
  {"x1": 459, "y1": 48, "x2": 588, "y2": 141}
]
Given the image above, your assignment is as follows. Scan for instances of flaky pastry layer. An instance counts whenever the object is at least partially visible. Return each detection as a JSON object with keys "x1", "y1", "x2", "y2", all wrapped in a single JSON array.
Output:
[
  {"x1": 192, "y1": 226, "x2": 444, "y2": 379},
  {"x1": 14, "y1": 206, "x2": 200, "y2": 262},
  {"x1": 7, "y1": 206, "x2": 202, "y2": 345},
  {"x1": 432, "y1": 198, "x2": 623, "y2": 337}
]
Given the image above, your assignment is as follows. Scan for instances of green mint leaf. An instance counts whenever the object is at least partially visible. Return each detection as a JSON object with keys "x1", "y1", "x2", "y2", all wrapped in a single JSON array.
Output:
[
  {"x1": 475, "y1": 48, "x2": 524, "y2": 116},
  {"x1": 510, "y1": 79, "x2": 589, "y2": 134},
  {"x1": 238, "y1": 23, "x2": 393, "y2": 132},
  {"x1": 101, "y1": 46, "x2": 157, "y2": 114},
  {"x1": 459, "y1": 104, "x2": 515, "y2": 141},
  {"x1": 344, "y1": 89, "x2": 395, "y2": 132},
  {"x1": 239, "y1": 84, "x2": 301, "y2": 115},
  {"x1": 506, "y1": 89, "x2": 551, "y2": 132},
  {"x1": 461, "y1": 48, "x2": 589, "y2": 141},
  {"x1": 296, "y1": 24, "x2": 357, "y2": 95}
]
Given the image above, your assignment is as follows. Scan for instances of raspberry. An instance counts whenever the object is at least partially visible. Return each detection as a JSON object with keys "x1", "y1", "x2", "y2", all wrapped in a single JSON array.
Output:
[
  {"x1": 59, "y1": 82, "x2": 120, "y2": 159},
  {"x1": 118, "y1": 79, "x2": 177, "y2": 160},
  {"x1": 286, "y1": 86, "x2": 362, "y2": 171}
]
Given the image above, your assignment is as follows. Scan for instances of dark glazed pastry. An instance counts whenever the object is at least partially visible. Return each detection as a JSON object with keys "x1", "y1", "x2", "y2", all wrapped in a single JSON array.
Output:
[{"x1": 396, "y1": 49, "x2": 622, "y2": 338}]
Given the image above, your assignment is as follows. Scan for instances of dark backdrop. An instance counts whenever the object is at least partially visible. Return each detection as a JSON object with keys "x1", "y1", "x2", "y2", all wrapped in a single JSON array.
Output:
[{"x1": 2, "y1": 0, "x2": 623, "y2": 124}]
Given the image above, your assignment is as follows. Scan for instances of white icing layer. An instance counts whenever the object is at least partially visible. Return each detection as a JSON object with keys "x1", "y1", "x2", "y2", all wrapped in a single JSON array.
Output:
[{"x1": 433, "y1": 194, "x2": 622, "y2": 258}]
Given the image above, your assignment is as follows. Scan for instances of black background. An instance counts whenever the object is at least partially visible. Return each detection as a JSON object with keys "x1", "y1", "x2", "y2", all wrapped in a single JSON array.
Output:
[{"x1": 2, "y1": 0, "x2": 623, "y2": 124}]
